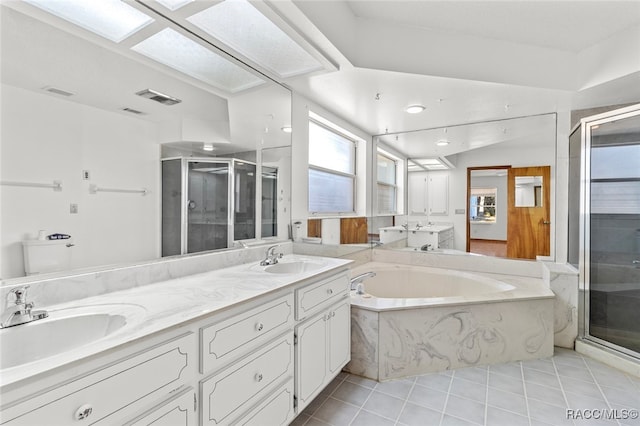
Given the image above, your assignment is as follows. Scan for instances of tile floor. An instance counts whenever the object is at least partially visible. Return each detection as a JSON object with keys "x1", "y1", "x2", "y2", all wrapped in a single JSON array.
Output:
[{"x1": 292, "y1": 348, "x2": 640, "y2": 426}]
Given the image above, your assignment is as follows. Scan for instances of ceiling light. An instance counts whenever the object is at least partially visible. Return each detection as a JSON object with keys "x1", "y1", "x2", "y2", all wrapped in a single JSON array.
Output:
[
  {"x1": 156, "y1": 0, "x2": 194, "y2": 11},
  {"x1": 405, "y1": 105, "x2": 426, "y2": 114},
  {"x1": 187, "y1": 0, "x2": 323, "y2": 78},
  {"x1": 281, "y1": 126, "x2": 292, "y2": 133},
  {"x1": 203, "y1": 143, "x2": 214, "y2": 151},
  {"x1": 436, "y1": 140, "x2": 449, "y2": 146},
  {"x1": 25, "y1": 0, "x2": 153, "y2": 43},
  {"x1": 131, "y1": 28, "x2": 264, "y2": 93}
]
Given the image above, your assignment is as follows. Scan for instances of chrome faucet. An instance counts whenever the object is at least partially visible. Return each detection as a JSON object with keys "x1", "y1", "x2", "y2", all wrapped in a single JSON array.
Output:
[
  {"x1": 350, "y1": 272, "x2": 376, "y2": 294},
  {"x1": 1, "y1": 286, "x2": 48, "y2": 328},
  {"x1": 260, "y1": 244, "x2": 283, "y2": 266},
  {"x1": 420, "y1": 243, "x2": 433, "y2": 251}
]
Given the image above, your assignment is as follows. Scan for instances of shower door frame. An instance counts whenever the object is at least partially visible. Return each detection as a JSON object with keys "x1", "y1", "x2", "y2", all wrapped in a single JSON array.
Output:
[
  {"x1": 579, "y1": 103, "x2": 640, "y2": 360},
  {"x1": 178, "y1": 157, "x2": 259, "y2": 255}
]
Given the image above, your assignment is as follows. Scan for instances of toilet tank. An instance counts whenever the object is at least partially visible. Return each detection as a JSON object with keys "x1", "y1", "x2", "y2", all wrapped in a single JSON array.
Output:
[{"x1": 22, "y1": 239, "x2": 73, "y2": 275}]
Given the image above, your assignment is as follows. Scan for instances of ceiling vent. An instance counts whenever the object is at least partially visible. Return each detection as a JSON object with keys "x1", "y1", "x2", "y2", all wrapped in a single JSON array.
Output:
[
  {"x1": 135, "y1": 89, "x2": 181, "y2": 106},
  {"x1": 122, "y1": 107, "x2": 146, "y2": 115},
  {"x1": 42, "y1": 86, "x2": 74, "y2": 97}
]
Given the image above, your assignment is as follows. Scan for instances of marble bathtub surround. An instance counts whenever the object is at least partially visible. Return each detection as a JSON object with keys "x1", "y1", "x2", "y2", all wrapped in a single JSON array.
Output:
[
  {"x1": 346, "y1": 262, "x2": 555, "y2": 381},
  {"x1": 543, "y1": 263, "x2": 579, "y2": 349},
  {"x1": 371, "y1": 248, "x2": 543, "y2": 278},
  {"x1": 0, "y1": 250, "x2": 351, "y2": 386},
  {"x1": 0, "y1": 241, "x2": 294, "y2": 314}
]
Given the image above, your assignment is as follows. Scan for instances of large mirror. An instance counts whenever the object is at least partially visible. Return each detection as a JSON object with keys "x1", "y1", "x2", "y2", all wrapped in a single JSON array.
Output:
[
  {"x1": 0, "y1": 2, "x2": 292, "y2": 279},
  {"x1": 372, "y1": 113, "x2": 557, "y2": 260}
]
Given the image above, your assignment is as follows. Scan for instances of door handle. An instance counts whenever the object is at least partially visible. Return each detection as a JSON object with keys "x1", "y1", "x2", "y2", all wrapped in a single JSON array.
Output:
[{"x1": 543, "y1": 221, "x2": 550, "y2": 225}]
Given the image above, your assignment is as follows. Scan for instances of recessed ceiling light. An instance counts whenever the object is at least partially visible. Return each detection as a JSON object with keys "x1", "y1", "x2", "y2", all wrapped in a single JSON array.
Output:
[
  {"x1": 203, "y1": 143, "x2": 214, "y2": 151},
  {"x1": 25, "y1": 0, "x2": 154, "y2": 43},
  {"x1": 281, "y1": 126, "x2": 292, "y2": 133},
  {"x1": 131, "y1": 28, "x2": 264, "y2": 93},
  {"x1": 405, "y1": 105, "x2": 425, "y2": 114},
  {"x1": 436, "y1": 140, "x2": 449, "y2": 146}
]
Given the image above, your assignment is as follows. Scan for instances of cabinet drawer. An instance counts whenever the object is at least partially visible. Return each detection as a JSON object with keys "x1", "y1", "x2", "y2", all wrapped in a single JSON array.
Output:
[
  {"x1": 2, "y1": 333, "x2": 196, "y2": 426},
  {"x1": 126, "y1": 387, "x2": 196, "y2": 426},
  {"x1": 201, "y1": 333, "x2": 293, "y2": 425},
  {"x1": 295, "y1": 273, "x2": 349, "y2": 320},
  {"x1": 232, "y1": 379, "x2": 294, "y2": 426},
  {"x1": 201, "y1": 294, "x2": 293, "y2": 374}
]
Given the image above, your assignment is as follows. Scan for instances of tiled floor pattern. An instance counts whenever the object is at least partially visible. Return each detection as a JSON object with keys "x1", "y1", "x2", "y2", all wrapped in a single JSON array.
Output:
[{"x1": 292, "y1": 348, "x2": 640, "y2": 426}]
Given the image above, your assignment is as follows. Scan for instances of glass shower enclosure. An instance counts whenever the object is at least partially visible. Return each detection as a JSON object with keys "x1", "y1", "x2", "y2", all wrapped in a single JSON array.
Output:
[
  {"x1": 162, "y1": 158, "x2": 256, "y2": 257},
  {"x1": 569, "y1": 104, "x2": 640, "y2": 358}
]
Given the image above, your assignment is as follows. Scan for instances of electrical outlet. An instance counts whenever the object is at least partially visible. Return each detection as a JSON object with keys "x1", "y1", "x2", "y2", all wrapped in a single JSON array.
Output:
[
  {"x1": 82, "y1": 170, "x2": 90, "y2": 180},
  {"x1": 70, "y1": 204, "x2": 79, "y2": 214}
]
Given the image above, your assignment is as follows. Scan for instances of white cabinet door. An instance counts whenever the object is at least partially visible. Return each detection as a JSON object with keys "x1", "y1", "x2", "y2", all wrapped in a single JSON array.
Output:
[
  {"x1": 428, "y1": 174, "x2": 449, "y2": 215},
  {"x1": 328, "y1": 300, "x2": 350, "y2": 375},
  {"x1": 294, "y1": 313, "x2": 327, "y2": 412},
  {"x1": 408, "y1": 173, "x2": 427, "y2": 215}
]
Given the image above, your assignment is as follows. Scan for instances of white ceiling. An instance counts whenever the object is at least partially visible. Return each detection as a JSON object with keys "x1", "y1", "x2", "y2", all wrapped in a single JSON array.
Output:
[
  {"x1": 345, "y1": 1, "x2": 640, "y2": 53},
  {"x1": 282, "y1": 0, "x2": 640, "y2": 146}
]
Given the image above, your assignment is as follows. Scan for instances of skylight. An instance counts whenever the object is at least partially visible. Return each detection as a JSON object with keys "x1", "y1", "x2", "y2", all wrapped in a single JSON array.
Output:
[
  {"x1": 131, "y1": 28, "x2": 264, "y2": 93},
  {"x1": 155, "y1": 0, "x2": 194, "y2": 11},
  {"x1": 409, "y1": 158, "x2": 453, "y2": 171},
  {"x1": 187, "y1": 0, "x2": 323, "y2": 78},
  {"x1": 25, "y1": 0, "x2": 154, "y2": 43}
]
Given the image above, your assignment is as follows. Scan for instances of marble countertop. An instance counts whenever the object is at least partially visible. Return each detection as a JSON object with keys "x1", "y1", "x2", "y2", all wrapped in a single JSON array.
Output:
[{"x1": 0, "y1": 255, "x2": 352, "y2": 387}]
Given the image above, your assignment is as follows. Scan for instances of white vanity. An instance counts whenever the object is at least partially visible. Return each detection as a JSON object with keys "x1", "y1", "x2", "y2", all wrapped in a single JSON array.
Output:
[
  {"x1": 0, "y1": 250, "x2": 351, "y2": 426},
  {"x1": 407, "y1": 225, "x2": 454, "y2": 250}
]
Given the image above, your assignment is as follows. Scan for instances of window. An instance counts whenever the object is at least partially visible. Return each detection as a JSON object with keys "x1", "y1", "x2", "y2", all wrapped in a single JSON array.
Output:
[
  {"x1": 377, "y1": 152, "x2": 397, "y2": 214},
  {"x1": 470, "y1": 188, "x2": 497, "y2": 221},
  {"x1": 308, "y1": 119, "x2": 356, "y2": 213}
]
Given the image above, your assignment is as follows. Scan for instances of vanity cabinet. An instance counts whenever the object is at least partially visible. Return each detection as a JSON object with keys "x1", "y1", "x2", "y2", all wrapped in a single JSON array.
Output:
[
  {"x1": 1, "y1": 333, "x2": 197, "y2": 425},
  {"x1": 200, "y1": 333, "x2": 294, "y2": 425},
  {"x1": 126, "y1": 387, "x2": 196, "y2": 426},
  {"x1": 0, "y1": 265, "x2": 351, "y2": 426},
  {"x1": 294, "y1": 274, "x2": 350, "y2": 413},
  {"x1": 407, "y1": 226, "x2": 454, "y2": 249}
]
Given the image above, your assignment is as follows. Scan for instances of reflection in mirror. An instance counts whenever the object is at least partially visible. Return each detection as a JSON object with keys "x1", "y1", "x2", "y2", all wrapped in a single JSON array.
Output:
[
  {"x1": 515, "y1": 176, "x2": 543, "y2": 207},
  {"x1": 372, "y1": 113, "x2": 556, "y2": 259},
  {"x1": 0, "y1": 3, "x2": 292, "y2": 279}
]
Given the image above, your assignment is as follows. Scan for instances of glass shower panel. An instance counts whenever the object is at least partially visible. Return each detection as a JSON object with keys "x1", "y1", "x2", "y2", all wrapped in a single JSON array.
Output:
[
  {"x1": 261, "y1": 166, "x2": 278, "y2": 238},
  {"x1": 587, "y1": 112, "x2": 640, "y2": 354},
  {"x1": 187, "y1": 161, "x2": 229, "y2": 253},
  {"x1": 161, "y1": 159, "x2": 183, "y2": 257},
  {"x1": 233, "y1": 161, "x2": 256, "y2": 241}
]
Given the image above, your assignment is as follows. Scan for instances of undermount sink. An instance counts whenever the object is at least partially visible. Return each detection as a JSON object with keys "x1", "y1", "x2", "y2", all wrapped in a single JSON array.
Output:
[
  {"x1": 0, "y1": 305, "x2": 144, "y2": 370},
  {"x1": 263, "y1": 260, "x2": 324, "y2": 274}
]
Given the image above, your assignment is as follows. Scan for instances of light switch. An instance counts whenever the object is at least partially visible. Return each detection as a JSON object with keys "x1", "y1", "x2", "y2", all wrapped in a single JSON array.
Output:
[{"x1": 70, "y1": 204, "x2": 79, "y2": 214}]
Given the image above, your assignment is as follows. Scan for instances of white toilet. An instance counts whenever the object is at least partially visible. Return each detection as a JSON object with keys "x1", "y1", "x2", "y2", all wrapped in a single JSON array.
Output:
[{"x1": 22, "y1": 239, "x2": 73, "y2": 275}]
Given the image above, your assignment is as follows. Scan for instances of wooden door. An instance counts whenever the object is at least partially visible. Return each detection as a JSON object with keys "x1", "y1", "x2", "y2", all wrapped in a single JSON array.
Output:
[{"x1": 507, "y1": 166, "x2": 551, "y2": 259}]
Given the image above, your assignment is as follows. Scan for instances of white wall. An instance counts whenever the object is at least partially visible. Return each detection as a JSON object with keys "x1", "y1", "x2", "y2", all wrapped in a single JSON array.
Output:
[{"x1": 1, "y1": 85, "x2": 160, "y2": 278}]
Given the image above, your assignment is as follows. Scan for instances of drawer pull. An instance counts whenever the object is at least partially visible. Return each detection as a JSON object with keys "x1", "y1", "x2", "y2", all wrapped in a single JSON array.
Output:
[
  {"x1": 255, "y1": 373, "x2": 263, "y2": 382},
  {"x1": 75, "y1": 404, "x2": 93, "y2": 421},
  {"x1": 327, "y1": 289, "x2": 333, "y2": 295},
  {"x1": 255, "y1": 322, "x2": 264, "y2": 332}
]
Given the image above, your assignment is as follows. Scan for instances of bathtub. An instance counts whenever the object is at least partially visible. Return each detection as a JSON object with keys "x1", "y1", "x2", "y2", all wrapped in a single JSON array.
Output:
[{"x1": 346, "y1": 262, "x2": 555, "y2": 380}]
